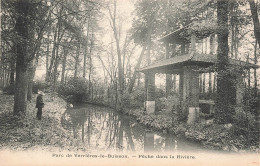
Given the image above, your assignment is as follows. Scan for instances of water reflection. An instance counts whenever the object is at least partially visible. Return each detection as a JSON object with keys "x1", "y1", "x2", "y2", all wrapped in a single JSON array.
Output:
[{"x1": 61, "y1": 104, "x2": 208, "y2": 153}]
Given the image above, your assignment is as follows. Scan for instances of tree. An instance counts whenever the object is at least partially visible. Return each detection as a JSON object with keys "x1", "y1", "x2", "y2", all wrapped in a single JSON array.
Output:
[
  {"x1": 214, "y1": 0, "x2": 233, "y2": 124},
  {"x1": 107, "y1": 0, "x2": 124, "y2": 109},
  {"x1": 249, "y1": 0, "x2": 260, "y2": 48},
  {"x1": 13, "y1": 0, "x2": 35, "y2": 115}
]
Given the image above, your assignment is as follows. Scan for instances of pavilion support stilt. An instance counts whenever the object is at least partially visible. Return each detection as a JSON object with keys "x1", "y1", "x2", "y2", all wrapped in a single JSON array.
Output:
[
  {"x1": 182, "y1": 66, "x2": 200, "y2": 124},
  {"x1": 145, "y1": 72, "x2": 155, "y2": 114},
  {"x1": 144, "y1": 131, "x2": 154, "y2": 152},
  {"x1": 179, "y1": 71, "x2": 184, "y2": 108},
  {"x1": 166, "y1": 74, "x2": 172, "y2": 97}
]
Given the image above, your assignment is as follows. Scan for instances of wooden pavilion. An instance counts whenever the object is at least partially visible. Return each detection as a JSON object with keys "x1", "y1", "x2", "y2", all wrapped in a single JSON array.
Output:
[{"x1": 139, "y1": 26, "x2": 258, "y2": 124}]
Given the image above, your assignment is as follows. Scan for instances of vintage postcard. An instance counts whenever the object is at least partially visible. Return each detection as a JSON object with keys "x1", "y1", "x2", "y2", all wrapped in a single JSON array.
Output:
[{"x1": 0, "y1": 0, "x2": 259, "y2": 165}]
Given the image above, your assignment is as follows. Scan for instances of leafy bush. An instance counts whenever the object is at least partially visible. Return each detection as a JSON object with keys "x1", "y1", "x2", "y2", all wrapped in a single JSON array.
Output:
[
  {"x1": 59, "y1": 77, "x2": 89, "y2": 103},
  {"x1": 32, "y1": 81, "x2": 50, "y2": 94},
  {"x1": 122, "y1": 88, "x2": 145, "y2": 109},
  {"x1": 155, "y1": 88, "x2": 165, "y2": 99},
  {"x1": 244, "y1": 88, "x2": 259, "y2": 116},
  {"x1": 133, "y1": 110, "x2": 173, "y2": 130},
  {"x1": 156, "y1": 94, "x2": 180, "y2": 113},
  {"x1": 232, "y1": 109, "x2": 259, "y2": 145},
  {"x1": 176, "y1": 108, "x2": 189, "y2": 122}
]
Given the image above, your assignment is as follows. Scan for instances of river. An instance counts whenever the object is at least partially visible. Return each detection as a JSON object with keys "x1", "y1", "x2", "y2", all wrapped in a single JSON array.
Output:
[{"x1": 61, "y1": 103, "x2": 218, "y2": 153}]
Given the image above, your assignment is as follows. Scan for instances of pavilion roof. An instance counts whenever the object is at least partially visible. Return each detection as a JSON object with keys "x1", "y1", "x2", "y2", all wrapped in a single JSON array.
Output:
[{"x1": 139, "y1": 53, "x2": 259, "y2": 74}]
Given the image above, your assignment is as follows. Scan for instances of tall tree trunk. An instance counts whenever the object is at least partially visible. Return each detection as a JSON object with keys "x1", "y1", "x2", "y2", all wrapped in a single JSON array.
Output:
[
  {"x1": 247, "y1": 54, "x2": 251, "y2": 88},
  {"x1": 53, "y1": 15, "x2": 65, "y2": 91},
  {"x1": 108, "y1": 1, "x2": 124, "y2": 110},
  {"x1": 13, "y1": 0, "x2": 32, "y2": 115},
  {"x1": 254, "y1": 40, "x2": 258, "y2": 91},
  {"x1": 128, "y1": 25, "x2": 153, "y2": 93},
  {"x1": 249, "y1": 0, "x2": 260, "y2": 48},
  {"x1": 230, "y1": 2, "x2": 235, "y2": 58},
  {"x1": 74, "y1": 42, "x2": 80, "y2": 78},
  {"x1": 27, "y1": 57, "x2": 39, "y2": 101},
  {"x1": 46, "y1": 24, "x2": 58, "y2": 82},
  {"x1": 53, "y1": 46, "x2": 60, "y2": 91},
  {"x1": 127, "y1": 46, "x2": 146, "y2": 93},
  {"x1": 215, "y1": 0, "x2": 233, "y2": 124},
  {"x1": 9, "y1": 58, "x2": 15, "y2": 86},
  {"x1": 88, "y1": 51, "x2": 92, "y2": 97},
  {"x1": 83, "y1": 5, "x2": 90, "y2": 78},
  {"x1": 27, "y1": 68, "x2": 34, "y2": 101},
  {"x1": 61, "y1": 47, "x2": 68, "y2": 86},
  {"x1": 0, "y1": 0, "x2": 1, "y2": 87},
  {"x1": 45, "y1": 32, "x2": 50, "y2": 82},
  {"x1": 88, "y1": 29, "x2": 94, "y2": 97},
  {"x1": 0, "y1": 55, "x2": 3, "y2": 87},
  {"x1": 46, "y1": 7, "x2": 64, "y2": 84},
  {"x1": 234, "y1": 24, "x2": 239, "y2": 59},
  {"x1": 253, "y1": 40, "x2": 258, "y2": 115},
  {"x1": 248, "y1": 69, "x2": 251, "y2": 88}
]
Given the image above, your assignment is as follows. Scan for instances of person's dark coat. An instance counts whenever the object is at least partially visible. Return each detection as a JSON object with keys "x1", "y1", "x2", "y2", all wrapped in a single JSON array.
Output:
[
  {"x1": 36, "y1": 94, "x2": 44, "y2": 120},
  {"x1": 36, "y1": 94, "x2": 44, "y2": 108}
]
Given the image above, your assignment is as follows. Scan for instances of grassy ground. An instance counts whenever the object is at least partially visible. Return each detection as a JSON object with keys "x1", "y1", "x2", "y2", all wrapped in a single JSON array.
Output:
[{"x1": 0, "y1": 93, "x2": 86, "y2": 152}]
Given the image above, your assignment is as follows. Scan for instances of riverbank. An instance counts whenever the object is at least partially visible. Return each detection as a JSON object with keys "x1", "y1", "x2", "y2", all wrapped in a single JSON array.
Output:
[
  {"x1": 0, "y1": 93, "x2": 258, "y2": 153},
  {"x1": 124, "y1": 108, "x2": 259, "y2": 153},
  {"x1": 0, "y1": 93, "x2": 86, "y2": 151}
]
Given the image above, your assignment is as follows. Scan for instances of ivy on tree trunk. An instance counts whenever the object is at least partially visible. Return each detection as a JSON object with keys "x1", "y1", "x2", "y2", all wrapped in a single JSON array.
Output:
[{"x1": 215, "y1": 0, "x2": 234, "y2": 124}]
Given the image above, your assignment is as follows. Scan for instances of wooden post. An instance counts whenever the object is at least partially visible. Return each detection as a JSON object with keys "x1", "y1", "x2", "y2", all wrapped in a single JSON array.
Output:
[
  {"x1": 166, "y1": 42, "x2": 172, "y2": 97},
  {"x1": 145, "y1": 72, "x2": 155, "y2": 114},
  {"x1": 173, "y1": 75, "x2": 176, "y2": 92},
  {"x1": 182, "y1": 66, "x2": 200, "y2": 124},
  {"x1": 166, "y1": 74, "x2": 172, "y2": 97},
  {"x1": 209, "y1": 72, "x2": 212, "y2": 94},
  {"x1": 144, "y1": 131, "x2": 154, "y2": 152},
  {"x1": 179, "y1": 70, "x2": 184, "y2": 108},
  {"x1": 235, "y1": 72, "x2": 245, "y2": 113},
  {"x1": 210, "y1": 34, "x2": 214, "y2": 54}
]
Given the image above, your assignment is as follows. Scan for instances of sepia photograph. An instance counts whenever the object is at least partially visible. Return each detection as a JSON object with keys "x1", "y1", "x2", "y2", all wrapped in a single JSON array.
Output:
[{"x1": 0, "y1": 0, "x2": 259, "y2": 165}]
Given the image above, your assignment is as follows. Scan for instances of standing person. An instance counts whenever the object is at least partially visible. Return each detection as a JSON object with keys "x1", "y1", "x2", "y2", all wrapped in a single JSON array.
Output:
[{"x1": 36, "y1": 91, "x2": 45, "y2": 120}]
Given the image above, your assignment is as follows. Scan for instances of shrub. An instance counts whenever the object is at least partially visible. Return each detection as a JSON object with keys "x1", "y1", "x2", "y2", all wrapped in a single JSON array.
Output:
[
  {"x1": 176, "y1": 108, "x2": 188, "y2": 123},
  {"x1": 59, "y1": 77, "x2": 89, "y2": 103},
  {"x1": 32, "y1": 81, "x2": 50, "y2": 94},
  {"x1": 122, "y1": 88, "x2": 145, "y2": 109},
  {"x1": 244, "y1": 88, "x2": 259, "y2": 116},
  {"x1": 232, "y1": 109, "x2": 259, "y2": 145},
  {"x1": 156, "y1": 94, "x2": 180, "y2": 113}
]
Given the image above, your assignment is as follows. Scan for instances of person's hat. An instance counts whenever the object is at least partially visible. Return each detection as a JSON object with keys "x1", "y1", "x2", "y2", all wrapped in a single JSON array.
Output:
[{"x1": 38, "y1": 91, "x2": 45, "y2": 96}]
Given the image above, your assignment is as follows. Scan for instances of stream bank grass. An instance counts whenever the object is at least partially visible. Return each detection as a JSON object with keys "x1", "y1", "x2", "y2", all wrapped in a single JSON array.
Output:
[
  {"x1": 0, "y1": 94, "x2": 86, "y2": 152},
  {"x1": 125, "y1": 108, "x2": 259, "y2": 153}
]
